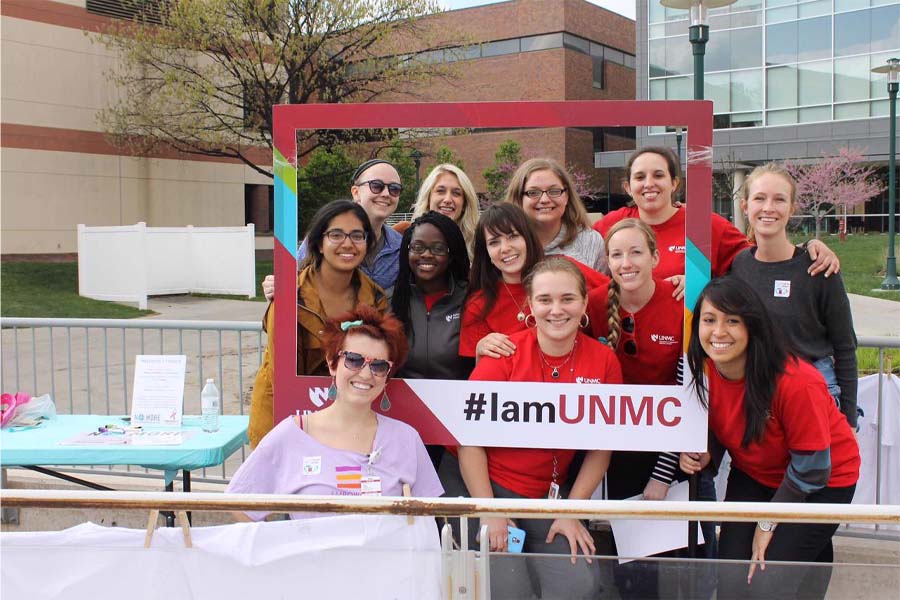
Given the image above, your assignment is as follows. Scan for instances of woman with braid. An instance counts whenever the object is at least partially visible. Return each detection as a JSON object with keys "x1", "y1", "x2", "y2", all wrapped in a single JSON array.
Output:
[{"x1": 585, "y1": 218, "x2": 688, "y2": 599}]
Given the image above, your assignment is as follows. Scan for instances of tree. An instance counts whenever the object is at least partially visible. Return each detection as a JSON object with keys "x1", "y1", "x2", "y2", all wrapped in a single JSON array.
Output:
[
  {"x1": 483, "y1": 140, "x2": 522, "y2": 203},
  {"x1": 296, "y1": 146, "x2": 357, "y2": 235},
  {"x1": 93, "y1": 0, "x2": 454, "y2": 178},
  {"x1": 433, "y1": 145, "x2": 465, "y2": 171},
  {"x1": 786, "y1": 147, "x2": 886, "y2": 239}
]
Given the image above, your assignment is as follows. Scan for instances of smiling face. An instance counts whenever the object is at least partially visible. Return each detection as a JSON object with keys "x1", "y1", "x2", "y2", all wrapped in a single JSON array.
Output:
[
  {"x1": 351, "y1": 162, "x2": 401, "y2": 223},
  {"x1": 320, "y1": 211, "x2": 368, "y2": 274},
  {"x1": 408, "y1": 223, "x2": 450, "y2": 290},
  {"x1": 527, "y1": 270, "x2": 587, "y2": 347},
  {"x1": 625, "y1": 152, "x2": 679, "y2": 219},
  {"x1": 329, "y1": 333, "x2": 391, "y2": 407},
  {"x1": 607, "y1": 226, "x2": 659, "y2": 292},
  {"x1": 485, "y1": 226, "x2": 528, "y2": 283},
  {"x1": 698, "y1": 299, "x2": 749, "y2": 380},
  {"x1": 521, "y1": 169, "x2": 568, "y2": 227},
  {"x1": 742, "y1": 172, "x2": 794, "y2": 241},
  {"x1": 428, "y1": 171, "x2": 465, "y2": 222}
]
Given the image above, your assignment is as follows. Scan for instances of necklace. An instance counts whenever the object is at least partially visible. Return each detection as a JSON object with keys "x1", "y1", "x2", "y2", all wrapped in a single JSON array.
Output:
[
  {"x1": 538, "y1": 338, "x2": 578, "y2": 379},
  {"x1": 503, "y1": 282, "x2": 528, "y2": 322}
]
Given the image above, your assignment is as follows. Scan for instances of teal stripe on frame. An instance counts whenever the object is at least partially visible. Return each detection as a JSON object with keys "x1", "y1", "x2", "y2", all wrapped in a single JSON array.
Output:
[
  {"x1": 274, "y1": 157, "x2": 297, "y2": 251},
  {"x1": 685, "y1": 240, "x2": 710, "y2": 314}
]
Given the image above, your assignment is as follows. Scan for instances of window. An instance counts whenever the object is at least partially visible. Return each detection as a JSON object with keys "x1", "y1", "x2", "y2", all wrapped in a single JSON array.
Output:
[{"x1": 86, "y1": 0, "x2": 164, "y2": 24}]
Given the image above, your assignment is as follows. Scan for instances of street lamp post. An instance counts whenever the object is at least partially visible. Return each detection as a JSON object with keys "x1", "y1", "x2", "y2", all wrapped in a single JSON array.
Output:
[
  {"x1": 660, "y1": 0, "x2": 737, "y2": 100},
  {"x1": 410, "y1": 148, "x2": 424, "y2": 195},
  {"x1": 872, "y1": 57, "x2": 900, "y2": 291}
]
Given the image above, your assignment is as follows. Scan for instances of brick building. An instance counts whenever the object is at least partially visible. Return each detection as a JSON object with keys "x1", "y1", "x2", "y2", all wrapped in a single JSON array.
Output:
[{"x1": 0, "y1": 0, "x2": 635, "y2": 255}]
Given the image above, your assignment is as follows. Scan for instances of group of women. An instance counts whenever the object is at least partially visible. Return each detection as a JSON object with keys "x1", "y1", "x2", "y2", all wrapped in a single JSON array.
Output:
[{"x1": 232, "y1": 146, "x2": 860, "y2": 600}]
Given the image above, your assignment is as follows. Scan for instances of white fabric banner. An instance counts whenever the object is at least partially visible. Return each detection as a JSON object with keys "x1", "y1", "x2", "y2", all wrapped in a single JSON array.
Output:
[
  {"x1": 853, "y1": 373, "x2": 900, "y2": 529},
  {"x1": 1, "y1": 515, "x2": 443, "y2": 599}
]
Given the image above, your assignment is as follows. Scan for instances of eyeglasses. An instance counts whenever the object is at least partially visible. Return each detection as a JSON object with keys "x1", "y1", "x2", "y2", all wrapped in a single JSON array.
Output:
[
  {"x1": 621, "y1": 315, "x2": 637, "y2": 356},
  {"x1": 523, "y1": 188, "x2": 566, "y2": 200},
  {"x1": 324, "y1": 229, "x2": 367, "y2": 244},
  {"x1": 338, "y1": 350, "x2": 393, "y2": 377},
  {"x1": 356, "y1": 179, "x2": 403, "y2": 197},
  {"x1": 409, "y1": 241, "x2": 450, "y2": 256}
]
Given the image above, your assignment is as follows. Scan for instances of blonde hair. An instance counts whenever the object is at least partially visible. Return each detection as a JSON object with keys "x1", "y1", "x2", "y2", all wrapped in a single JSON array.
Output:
[
  {"x1": 412, "y1": 164, "x2": 479, "y2": 258},
  {"x1": 740, "y1": 163, "x2": 797, "y2": 244},
  {"x1": 523, "y1": 256, "x2": 588, "y2": 302},
  {"x1": 503, "y1": 158, "x2": 592, "y2": 248},
  {"x1": 603, "y1": 218, "x2": 658, "y2": 350}
]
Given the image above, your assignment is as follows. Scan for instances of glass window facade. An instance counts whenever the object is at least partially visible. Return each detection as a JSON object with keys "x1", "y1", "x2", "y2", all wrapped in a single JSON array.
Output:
[{"x1": 647, "y1": 0, "x2": 900, "y2": 129}]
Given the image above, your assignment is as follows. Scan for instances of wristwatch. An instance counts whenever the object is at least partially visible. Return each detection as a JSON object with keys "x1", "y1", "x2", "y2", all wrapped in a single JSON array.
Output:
[{"x1": 757, "y1": 520, "x2": 777, "y2": 532}]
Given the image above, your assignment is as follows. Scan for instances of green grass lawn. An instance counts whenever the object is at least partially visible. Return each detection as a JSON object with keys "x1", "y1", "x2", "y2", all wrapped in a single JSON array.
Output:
[{"x1": 792, "y1": 232, "x2": 900, "y2": 300}]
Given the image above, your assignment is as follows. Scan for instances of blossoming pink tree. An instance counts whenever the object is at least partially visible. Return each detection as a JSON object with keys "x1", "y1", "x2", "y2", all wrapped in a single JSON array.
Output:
[{"x1": 786, "y1": 147, "x2": 886, "y2": 239}]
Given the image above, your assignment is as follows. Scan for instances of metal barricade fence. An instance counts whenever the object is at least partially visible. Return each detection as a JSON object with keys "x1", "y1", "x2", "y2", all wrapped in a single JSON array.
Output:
[
  {"x1": 1, "y1": 318, "x2": 897, "y2": 524},
  {"x1": 0, "y1": 317, "x2": 264, "y2": 481}
]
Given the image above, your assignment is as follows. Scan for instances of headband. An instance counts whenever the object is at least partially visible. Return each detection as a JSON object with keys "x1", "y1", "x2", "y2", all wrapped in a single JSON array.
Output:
[
  {"x1": 350, "y1": 159, "x2": 395, "y2": 185},
  {"x1": 340, "y1": 320, "x2": 364, "y2": 331}
]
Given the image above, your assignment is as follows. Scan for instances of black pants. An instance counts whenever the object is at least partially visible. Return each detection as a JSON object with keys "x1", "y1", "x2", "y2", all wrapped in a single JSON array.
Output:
[{"x1": 717, "y1": 467, "x2": 855, "y2": 600}]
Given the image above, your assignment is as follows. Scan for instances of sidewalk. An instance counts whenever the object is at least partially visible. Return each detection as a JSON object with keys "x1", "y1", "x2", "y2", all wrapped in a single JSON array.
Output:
[{"x1": 139, "y1": 293, "x2": 900, "y2": 338}]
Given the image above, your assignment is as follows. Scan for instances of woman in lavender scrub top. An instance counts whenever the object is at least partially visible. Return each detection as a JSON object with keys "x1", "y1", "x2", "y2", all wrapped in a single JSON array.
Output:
[{"x1": 227, "y1": 305, "x2": 443, "y2": 521}]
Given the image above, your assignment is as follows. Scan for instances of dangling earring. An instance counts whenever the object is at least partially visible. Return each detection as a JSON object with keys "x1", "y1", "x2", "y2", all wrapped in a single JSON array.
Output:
[
  {"x1": 379, "y1": 390, "x2": 392, "y2": 412},
  {"x1": 580, "y1": 313, "x2": 590, "y2": 329},
  {"x1": 327, "y1": 379, "x2": 337, "y2": 401},
  {"x1": 524, "y1": 313, "x2": 537, "y2": 328}
]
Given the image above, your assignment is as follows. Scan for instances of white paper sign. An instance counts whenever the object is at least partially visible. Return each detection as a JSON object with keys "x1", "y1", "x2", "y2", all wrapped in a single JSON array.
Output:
[
  {"x1": 608, "y1": 481, "x2": 705, "y2": 563},
  {"x1": 130, "y1": 355, "x2": 187, "y2": 427}
]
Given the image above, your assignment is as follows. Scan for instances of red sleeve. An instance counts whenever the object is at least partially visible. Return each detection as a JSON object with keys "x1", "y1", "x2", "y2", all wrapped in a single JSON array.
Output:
[
  {"x1": 564, "y1": 256, "x2": 610, "y2": 290},
  {"x1": 775, "y1": 372, "x2": 833, "y2": 452},
  {"x1": 459, "y1": 293, "x2": 490, "y2": 357},
  {"x1": 593, "y1": 210, "x2": 624, "y2": 237},
  {"x1": 469, "y1": 354, "x2": 510, "y2": 382},
  {"x1": 712, "y1": 215, "x2": 751, "y2": 276}
]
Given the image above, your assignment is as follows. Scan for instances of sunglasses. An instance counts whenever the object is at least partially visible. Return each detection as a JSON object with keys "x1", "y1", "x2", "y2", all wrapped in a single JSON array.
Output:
[
  {"x1": 621, "y1": 316, "x2": 638, "y2": 356},
  {"x1": 356, "y1": 179, "x2": 403, "y2": 197},
  {"x1": 338, "y1": 350, "x2": 393, "y2": 377}
]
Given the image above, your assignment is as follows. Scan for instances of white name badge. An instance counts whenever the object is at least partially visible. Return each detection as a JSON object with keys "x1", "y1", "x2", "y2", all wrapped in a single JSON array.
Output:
[
  {"x1": 360, "y1": 476, "x2": 383, "y2": 496},
  {"x1": 774, "y1": 280, "x2": 791, "y2": 298},
  {"x1": 302, "y1": 456, "x2": 322, "y2": 476}
]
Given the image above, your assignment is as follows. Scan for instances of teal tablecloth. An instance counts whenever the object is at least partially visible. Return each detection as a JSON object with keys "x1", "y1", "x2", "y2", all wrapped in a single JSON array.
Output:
[{"x1": 0, "y1": 415, "x2": 249, "y2": 485}]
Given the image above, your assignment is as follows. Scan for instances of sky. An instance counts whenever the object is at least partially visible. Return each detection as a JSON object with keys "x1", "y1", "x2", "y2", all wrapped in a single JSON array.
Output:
[{"x1": 440, "y1": 0, "x2": 636, "y2": 20}]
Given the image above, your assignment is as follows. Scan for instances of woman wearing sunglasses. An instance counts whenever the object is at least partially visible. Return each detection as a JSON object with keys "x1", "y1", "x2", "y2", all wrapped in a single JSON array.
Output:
[
  {"x1": 504, "y1": 158, "x2": 606, "y2": 273},
  {"x1": 460, "y1": 203, "x2": 608, "y2": 364},
  {"x1": 593, "y1": 147, "x2": 839, "y2": 300},
  {"x1": 680, "y1": 277, "x2": 858, "y2": 599},
  {"x1": 248, "y1": 200, "x2": 389, "y2": 447},
  {"x1": 586, "y1": 219, "x2": 689, "y2": 598},
  {"x1": 393, "y1": 164, "x2": 480, "y2": 259},
  {"x1": 449, "y1": 257, "x2": 622, "y2": 600},
  {"x1": 392, "y1": 212, "x2": 473, "y2": 468},
  {"x1": 261, "y1": 158, "x2": 405, "y2": 301},
  {"x1": 230, "y1": 305, "x2": 443, "y2": 520}
]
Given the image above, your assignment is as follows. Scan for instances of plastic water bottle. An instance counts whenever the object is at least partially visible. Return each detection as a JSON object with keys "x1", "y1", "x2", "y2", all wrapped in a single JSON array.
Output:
[{"x1": 201, "y1": 379, "x2": 220, "y2": 433}]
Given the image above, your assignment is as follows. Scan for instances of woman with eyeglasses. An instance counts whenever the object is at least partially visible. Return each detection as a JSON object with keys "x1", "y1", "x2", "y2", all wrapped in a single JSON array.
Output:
[
  {"x1": 680, "y1": 276, "x2": 858, "y2": 600},
  {"x1": 460, "y1": 203, "x2": 608, "y2": 364},
  {"x1": 392, "y1": 212, "x2": 473, "y2": 468},
  {"x1": 450, "y1": 257, "x2": 622, "y2": 600},
  {"x1": 586, "y1": 218, "x2": 688, "y2": 599},
  {"x1": 230, "y1": 305, "x2": 443, "y2": 520},
  {"x1": 261, "y1": 158, "x2": 405, "y2": 301},
  {"x1": 504, "y1": 158, "x2": 606, "y2": 273},
  {"x1": 248, "y1": 200, "x2": 390, "y2": 447},
  {"x1": 593, "y1": 147, "x2": 839, "y2": 300},
  {"x1": 393, "y1": 164, "x2": 480, "y2": 259}
]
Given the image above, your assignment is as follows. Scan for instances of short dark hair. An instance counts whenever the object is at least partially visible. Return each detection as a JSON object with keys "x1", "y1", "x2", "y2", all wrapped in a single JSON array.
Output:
[
  {"x1": 392, "y1": 211, "x2": 470, "y2": 334},
  {"x1": 469, "y1": 203, "x2": 543, "y2": 320},
  {"x1": 687, "y1": 276, "x2": 790, "y2": 447},
  {"x1": 322, "y1": 304, "x2": 409, "y2": 376},
  {"x1": 624, "y1": 146, "x2": 683, "y2": 206},
  {"x1": 301, "y1": 200, "x2": 375, "y2": 270}
]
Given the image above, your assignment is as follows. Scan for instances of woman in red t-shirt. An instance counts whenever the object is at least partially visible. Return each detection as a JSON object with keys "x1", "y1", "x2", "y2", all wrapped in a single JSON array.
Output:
[
  {"x1": 460, "y1": 203, "x2": 607, "y2": 363},
  {"x1": 457, "y1": 257, "x2": 622, "y2": 600},
  {"x1": 592, "y1": 147, "x2": 839, "y2": 297},
  {"x1": 680, "y1": 276, "x2": 859, "y2": 600}
]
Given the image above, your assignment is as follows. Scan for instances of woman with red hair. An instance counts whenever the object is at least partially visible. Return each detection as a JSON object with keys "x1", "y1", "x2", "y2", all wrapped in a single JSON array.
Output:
[{"x1": 228, "y1": 305, "x2": 443, "y2": 520}]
